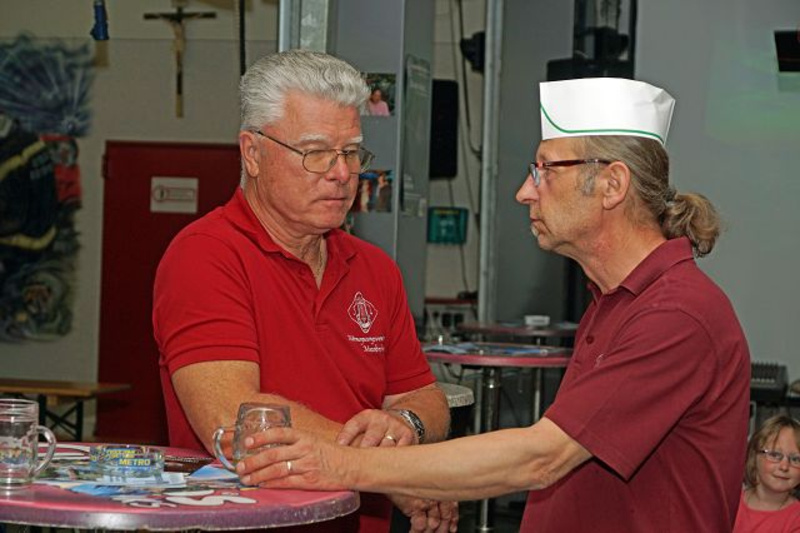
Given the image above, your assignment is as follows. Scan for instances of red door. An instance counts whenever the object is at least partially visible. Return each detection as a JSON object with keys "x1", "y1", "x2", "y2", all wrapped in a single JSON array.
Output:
[{"x1": 96, "y1": 141, "x2": 240, "y2": 444}]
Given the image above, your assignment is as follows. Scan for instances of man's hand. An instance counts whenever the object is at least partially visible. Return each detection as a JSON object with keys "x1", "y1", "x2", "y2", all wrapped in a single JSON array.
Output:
[
  {"x1": 236, "y1": 427, "x2": 350, "y2": 490},
  {"x1": 235, "y1": 428, "x2": 458, "y2": 533},
  {"x1": 391, "y1": 494, "x2": 458, "y2": 533},
  {"x1": 336, "y1": 409, "x2": 417, "y2": 447},
  {"x1": 338, "y1": 408, "x2": 457, "y2": 532}
]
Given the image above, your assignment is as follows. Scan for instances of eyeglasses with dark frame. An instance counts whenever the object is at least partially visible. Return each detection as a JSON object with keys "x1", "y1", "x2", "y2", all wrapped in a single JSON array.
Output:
[
  {"x1": 252, "y1": 130, "x2": 375, "y2": 175},
  {"x1": 759, "y1": 449, "x2": 800, "y2": 468},
  {"x1": 528, "y1": 159, "x2": 613, "y2": 187}
]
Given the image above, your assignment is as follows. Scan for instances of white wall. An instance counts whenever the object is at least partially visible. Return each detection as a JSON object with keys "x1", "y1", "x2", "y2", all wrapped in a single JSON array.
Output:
[
  {"x1": 495, "y1": 0, "x2": 800, "y2": 377},
  {"x1": 636, "y1": 0, "x2": 800, "y2": 374}
]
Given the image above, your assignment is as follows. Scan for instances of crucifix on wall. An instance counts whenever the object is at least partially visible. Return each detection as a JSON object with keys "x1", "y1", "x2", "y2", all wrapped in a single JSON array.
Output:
[{"x1": 144, "y1": 1, "x2": 216, "y2": 118}]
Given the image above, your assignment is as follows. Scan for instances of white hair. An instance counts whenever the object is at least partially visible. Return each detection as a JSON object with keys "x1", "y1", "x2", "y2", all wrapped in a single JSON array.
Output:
[{"x1": 240, "y1": 49, "x2": 369, "y2": 130}]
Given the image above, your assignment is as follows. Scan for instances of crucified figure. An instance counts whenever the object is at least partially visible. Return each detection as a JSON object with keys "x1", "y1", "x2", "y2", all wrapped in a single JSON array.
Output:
[{"x1": 144, "y1": 3, "x2": 216, "y2": 117}]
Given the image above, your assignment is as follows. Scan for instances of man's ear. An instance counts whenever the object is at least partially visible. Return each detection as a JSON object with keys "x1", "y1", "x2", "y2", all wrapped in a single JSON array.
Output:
[
  {"x1": 600, "y1": 161, "x2": 631, "y2": 210},
  {"x1": 239, "y1": 130, "x2": 262, "y2": 178}
]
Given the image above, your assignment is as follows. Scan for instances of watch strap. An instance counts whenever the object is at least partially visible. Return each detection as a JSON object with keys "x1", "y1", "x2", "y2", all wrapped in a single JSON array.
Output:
[{"x1": 390, "y1": 409, "x2": 426, "y2": 444}]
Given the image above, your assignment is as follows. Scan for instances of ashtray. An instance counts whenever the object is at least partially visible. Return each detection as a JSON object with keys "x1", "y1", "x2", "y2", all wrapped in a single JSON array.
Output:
[{"x1": 90, "y1": 445, "x2": 165, "y2": 478}]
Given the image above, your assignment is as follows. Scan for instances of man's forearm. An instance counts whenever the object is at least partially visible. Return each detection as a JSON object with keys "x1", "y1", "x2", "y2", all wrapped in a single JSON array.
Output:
[
  {"x1": 174, "y1": 361, "x2": 350, "y2": 455},
  {"x1": 347, "y1": 419, "x2": 590, "y2": 501},
  {"x1": 198, "y1": 392, "x2": 345, "y2": 455},
  {"x1": 250, "y1": 393, "x2": 345, "y2": 442}
]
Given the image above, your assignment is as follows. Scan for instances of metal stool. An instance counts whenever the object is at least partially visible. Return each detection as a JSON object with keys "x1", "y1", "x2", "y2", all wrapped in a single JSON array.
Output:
[{"x1": 437, "y1": 382, "x2": 475, "y2": 438}]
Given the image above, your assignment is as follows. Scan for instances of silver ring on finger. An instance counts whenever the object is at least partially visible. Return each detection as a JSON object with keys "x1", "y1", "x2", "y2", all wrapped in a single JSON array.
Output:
[
  {"x1": 286, "y1": 460, "x2": 293, "y2": 474},
  {"x1": 383, "y1": 434, "x2": 396, "y2": 443}
]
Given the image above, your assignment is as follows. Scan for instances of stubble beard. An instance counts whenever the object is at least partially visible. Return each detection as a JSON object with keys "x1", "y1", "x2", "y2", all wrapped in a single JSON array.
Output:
[{"x1": 530, "y1": 223, "x2": 556, "y2": 252}]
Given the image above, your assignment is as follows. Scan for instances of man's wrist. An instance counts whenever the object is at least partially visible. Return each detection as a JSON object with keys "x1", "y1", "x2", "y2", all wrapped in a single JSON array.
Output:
[{"x1": 388, "y1": 408, "x2": 426, "y2": 444}]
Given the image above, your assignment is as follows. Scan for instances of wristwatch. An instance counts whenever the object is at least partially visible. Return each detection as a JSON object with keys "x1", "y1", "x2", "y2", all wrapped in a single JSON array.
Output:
[{"x1": 390, "y1": 409, "x2": 426, "y2": 444}]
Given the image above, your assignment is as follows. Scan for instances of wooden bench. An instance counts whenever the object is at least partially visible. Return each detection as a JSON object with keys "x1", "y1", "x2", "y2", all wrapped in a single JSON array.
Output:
[{"x1": 0, "y1": 378, "x2": 131, "y2": 441}]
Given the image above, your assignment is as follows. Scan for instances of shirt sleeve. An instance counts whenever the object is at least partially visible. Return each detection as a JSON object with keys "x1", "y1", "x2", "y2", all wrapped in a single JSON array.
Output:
[
  {"x1": 546, "y1": 307, "x2": 716, "y2": 480},
  {"x1": 153, "y1": 232, "x2": 260, "y2": 375}
]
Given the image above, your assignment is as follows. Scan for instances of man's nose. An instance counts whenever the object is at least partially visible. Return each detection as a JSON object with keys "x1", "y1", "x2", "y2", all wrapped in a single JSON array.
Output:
[
  {"x1": 515, "y1": 174, "x2": 538, "y2": 204},
  {"x1": 327, "y1": 153, "x2": 352, "y2": 182}
]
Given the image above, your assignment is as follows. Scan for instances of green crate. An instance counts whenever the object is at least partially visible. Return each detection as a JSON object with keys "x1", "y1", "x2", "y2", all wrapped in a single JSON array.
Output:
[{"x1": 427, "y1": 207, "x2": 468, "y2": 244}]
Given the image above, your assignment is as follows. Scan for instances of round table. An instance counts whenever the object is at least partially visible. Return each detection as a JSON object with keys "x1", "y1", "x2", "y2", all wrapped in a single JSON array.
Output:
[
  {"x1": 425, "y1": 342, "x2": 571, "y2": 533},
  {"x1": 0, "y1": 443, "x2": 359, "y2": 530}
]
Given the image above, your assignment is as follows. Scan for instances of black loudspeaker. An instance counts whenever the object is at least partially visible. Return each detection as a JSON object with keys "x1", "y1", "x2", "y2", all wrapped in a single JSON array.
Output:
[
  {"x1": 429, "y1": 79, "x2": 458, "y2": 179},
  {"x1": 547, "y1": 57, "x2": 634, "y2": 81},
  {"x1": 775, "y1": 31, "x2": 800, "y2": 72}
]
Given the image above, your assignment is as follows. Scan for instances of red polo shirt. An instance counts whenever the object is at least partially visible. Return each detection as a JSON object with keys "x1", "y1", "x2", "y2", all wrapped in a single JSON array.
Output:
[
  {"x1": 522, "y1": 237, "x2": 750, "y2": 533},
  {"x1": 154, "y1": 189, "x2": 435, "y2": 532}
]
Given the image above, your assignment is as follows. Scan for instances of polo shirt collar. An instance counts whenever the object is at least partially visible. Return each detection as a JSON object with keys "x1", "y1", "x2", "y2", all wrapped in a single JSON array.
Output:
[
  {"x1": 588, "y1": 237, "x2": 694, "y2": 299},
  {"x1": 222, "y1": 188, "x2": 357, "y2": 262}
]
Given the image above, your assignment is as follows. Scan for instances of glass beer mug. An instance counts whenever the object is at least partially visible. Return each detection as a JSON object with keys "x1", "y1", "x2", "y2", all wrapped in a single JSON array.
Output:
[
  {"x1": 0, "y1": 398, "x2": 57, "y2": 489},
  {"x1": 212, "y1": 403, "x2": 291, "y2": 471}
]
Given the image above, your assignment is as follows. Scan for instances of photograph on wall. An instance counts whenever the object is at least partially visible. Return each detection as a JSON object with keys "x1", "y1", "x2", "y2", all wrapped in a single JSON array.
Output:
[
  {"x1": 362, "y1": 73, "x2": 396, "y2": 117},
  {"x1": 350, "y1": 169, "x2": 393, "y2": 214}
]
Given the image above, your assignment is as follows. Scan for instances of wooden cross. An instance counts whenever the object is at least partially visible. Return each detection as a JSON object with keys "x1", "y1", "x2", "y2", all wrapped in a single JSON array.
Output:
[{"x1": 144, "y1": 2, "x2": 216, "y2": 118}]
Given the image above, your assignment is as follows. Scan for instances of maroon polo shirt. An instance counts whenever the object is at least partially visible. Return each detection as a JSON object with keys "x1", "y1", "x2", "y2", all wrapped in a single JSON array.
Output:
[{"x1": 522, "y1": 237, "x2": 750, "y2": 533}]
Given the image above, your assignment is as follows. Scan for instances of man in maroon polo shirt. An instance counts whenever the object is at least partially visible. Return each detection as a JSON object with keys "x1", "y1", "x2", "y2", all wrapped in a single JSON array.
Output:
[
  {"x1": 235, "y1": 77, "x2": 751, "y2": 533},
  {"x1": 153, "y1": 50, "x2": 454, "y2": 532}
]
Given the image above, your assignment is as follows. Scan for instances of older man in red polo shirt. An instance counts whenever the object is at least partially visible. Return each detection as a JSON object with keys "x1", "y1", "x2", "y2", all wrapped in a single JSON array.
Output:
[
  {"x1": 153, "y1": 50, "x2": 453, "y2": 532},
  {"x1": 235, "y1": 77, "x2": 751, "y2": 533}
]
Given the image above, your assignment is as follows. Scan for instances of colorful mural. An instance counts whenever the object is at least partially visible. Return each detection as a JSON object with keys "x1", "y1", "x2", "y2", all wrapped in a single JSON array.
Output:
[{"x1": 0, "y1": 34, "x2": 92, "y2": 341}]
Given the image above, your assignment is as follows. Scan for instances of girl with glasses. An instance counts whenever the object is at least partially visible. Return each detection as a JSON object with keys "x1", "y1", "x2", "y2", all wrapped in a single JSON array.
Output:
[{"x1": 734, "y1": 414, "x2": 800, "y2": 532}]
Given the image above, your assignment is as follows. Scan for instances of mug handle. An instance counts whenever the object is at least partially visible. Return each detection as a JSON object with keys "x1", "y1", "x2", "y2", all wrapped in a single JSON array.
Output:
[
  {"x1": 33, "y1": 425, "x2": 57, "y2": 476},
  {"x1": 212, "y1": 427, "x2": 236, "y2": 471}
]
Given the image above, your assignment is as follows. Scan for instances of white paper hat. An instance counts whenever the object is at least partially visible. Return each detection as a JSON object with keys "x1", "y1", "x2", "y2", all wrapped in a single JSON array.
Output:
[{"x1": 540, "y1": 78, "x2": 675, "y2": 145}]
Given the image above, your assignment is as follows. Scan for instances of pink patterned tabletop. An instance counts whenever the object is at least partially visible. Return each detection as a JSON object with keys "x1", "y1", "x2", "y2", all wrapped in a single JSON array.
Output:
[{"x1": 0, "y1": 443, "x2": 358, "y2": 530}]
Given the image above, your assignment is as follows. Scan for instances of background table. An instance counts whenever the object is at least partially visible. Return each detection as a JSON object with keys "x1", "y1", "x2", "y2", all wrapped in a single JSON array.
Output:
[
  {"x1": 456, "y1": 321, "x2": 578, "y2": 345},
  {"x1": 425, "y1": 342, "x2": 571, "y2": 533},
  {"x1": 0, "y1": 379, "x2": 131, "y2": 440},
  {"x1": 0, "y1": 443, "x2": 358, "y2": 530},
  {"x1": 427, "y1": 342, "x2": 572, "y2": 426}
]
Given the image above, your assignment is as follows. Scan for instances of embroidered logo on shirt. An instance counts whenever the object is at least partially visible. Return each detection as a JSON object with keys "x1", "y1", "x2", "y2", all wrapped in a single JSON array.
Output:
[
  {"x1": 347, "y1": 334, "x2": 386, "y2": 354},
  {"x1": 348, "y1": 292, "x2": 378, "y2": 333}
]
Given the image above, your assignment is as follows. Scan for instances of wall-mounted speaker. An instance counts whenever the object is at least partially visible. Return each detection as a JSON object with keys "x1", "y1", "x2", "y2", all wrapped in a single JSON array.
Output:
[
  {"x1": 775, "y1": 31, "x2": 800, "y2": 72},
  {"x1": 429, "y1": 79, "x2": 458, "y2": 179}
]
